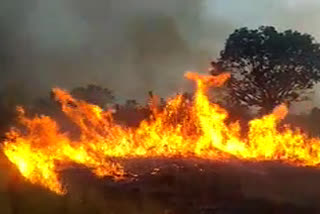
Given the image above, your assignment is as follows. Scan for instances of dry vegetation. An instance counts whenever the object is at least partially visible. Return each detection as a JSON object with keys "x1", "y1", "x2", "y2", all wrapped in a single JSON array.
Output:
[{"x1": 0, "y1": 152, "x2": 319, "y2": 214}]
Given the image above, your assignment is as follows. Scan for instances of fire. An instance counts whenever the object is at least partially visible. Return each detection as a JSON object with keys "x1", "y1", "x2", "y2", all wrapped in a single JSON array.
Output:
[{"x1": 3, "y1": 71, "x2": 320, "y2": 194}]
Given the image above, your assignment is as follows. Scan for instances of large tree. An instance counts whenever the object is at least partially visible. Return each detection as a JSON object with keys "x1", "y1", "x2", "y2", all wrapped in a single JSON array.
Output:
[{"x1": 216, "y1": 26, "x2": 320, "y2": 114}]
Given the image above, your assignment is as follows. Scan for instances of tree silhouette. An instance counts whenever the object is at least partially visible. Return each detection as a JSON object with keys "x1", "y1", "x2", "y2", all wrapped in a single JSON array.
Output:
[
  {"x1": 71, "y1": 84, "x2": 115, "y2": 108},
  {"x1": 217, "y1": 26, "x2": 320, "y2": 114}
]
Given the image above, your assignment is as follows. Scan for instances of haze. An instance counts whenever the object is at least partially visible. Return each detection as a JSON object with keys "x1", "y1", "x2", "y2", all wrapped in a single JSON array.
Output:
[{"x1": 1, "y1": 0, "x2": 320, "y2": 107}]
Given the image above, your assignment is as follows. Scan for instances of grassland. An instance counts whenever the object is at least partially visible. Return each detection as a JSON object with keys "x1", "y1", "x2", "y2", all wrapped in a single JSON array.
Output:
[{"x1": 0, "y1": 154, "x2": 319, "y2": 214}]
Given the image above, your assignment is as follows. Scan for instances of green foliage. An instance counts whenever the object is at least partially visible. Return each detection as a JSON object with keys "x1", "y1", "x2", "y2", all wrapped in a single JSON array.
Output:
[{"x1": 218, "y1": 26, "x2": 320, "y2": 113}]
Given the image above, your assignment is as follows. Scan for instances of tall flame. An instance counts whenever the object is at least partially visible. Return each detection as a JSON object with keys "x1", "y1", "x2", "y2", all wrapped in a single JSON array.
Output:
[{"x1": 3, "y1": 72, "x2": 320, "y2": 194}]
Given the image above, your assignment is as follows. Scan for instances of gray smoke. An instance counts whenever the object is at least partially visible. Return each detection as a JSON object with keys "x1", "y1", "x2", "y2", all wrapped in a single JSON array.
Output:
[
  {"x1": 1, "y1": 0, "x2": 320, "y2": 105},
  {"x1": 0, "y1": 0, "x2": 204, "y2": 103}
]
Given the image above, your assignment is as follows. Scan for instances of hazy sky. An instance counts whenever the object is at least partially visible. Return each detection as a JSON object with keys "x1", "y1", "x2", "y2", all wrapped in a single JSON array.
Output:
[
  {"x1": 203, "y1": 0, "x2": 320, "y2": 110},
  {"x1": 203, "y1": 0, "x2": 320, "y2": 46},
  {"x1": 2, "y1": 0, "x2": 320, "y2": 110}
]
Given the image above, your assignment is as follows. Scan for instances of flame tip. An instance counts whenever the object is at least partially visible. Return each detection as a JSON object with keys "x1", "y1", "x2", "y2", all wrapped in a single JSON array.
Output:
[{"x1": 3, "y1": 72, "x2": 319, "y2": 194}]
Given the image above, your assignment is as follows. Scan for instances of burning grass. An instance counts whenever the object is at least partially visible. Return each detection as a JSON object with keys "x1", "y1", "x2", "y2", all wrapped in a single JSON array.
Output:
[
  {"x1": 0, "y1": 155, "x2": 319, "y2": 214},
  {"x1": 2, "y1": 71, "x2": 320, "y2": 200}
]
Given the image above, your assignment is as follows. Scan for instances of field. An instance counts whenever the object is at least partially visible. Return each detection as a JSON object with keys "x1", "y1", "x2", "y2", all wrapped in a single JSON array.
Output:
[{"x1": 0, "y1": 152, "x2": 319, "y2": 214}]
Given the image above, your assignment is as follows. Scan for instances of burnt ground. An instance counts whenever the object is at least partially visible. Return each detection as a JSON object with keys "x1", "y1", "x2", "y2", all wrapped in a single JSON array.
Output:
[
  {"x1": 57, "y1": 158, "x2": 320, "y2": 214},
  {"x1": 1, "y1": 152, "x2": 320, "y2": 213}
]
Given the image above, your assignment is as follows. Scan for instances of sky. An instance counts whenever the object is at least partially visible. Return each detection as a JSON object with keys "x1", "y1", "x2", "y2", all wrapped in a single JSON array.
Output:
[
  {"x1": 203, "y1": 0, "x2": 320, "y2": 111},
  {"x1": 203, "y1": 0, "x2": 320, "y2": 50},
  {"x1": 1, "y1": 0, "x2": 320, "y2": 110}
]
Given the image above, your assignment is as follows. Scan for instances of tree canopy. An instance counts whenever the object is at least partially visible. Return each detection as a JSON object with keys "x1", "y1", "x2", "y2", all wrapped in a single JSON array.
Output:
[
  {"x1": 71, "y1": 84, "x2": 115, "y2": 108},
  {"x1": 217, "y1": 26, "x2": 320, "y2": 113}
]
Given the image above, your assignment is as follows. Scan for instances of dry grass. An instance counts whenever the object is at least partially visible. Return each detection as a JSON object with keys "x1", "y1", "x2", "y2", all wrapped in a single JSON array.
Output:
[{"x1": 0, "y1": 154, "x2": 319, "y2": 214}]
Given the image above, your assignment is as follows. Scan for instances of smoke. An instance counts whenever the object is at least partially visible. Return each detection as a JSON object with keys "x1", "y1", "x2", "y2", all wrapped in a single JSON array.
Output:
[
  {"x1": 1, "y1": 0, "x2": 320, "y2": 105},
  {"x1": 0, "y1": 0, "x2": 203, "y2": 103}
]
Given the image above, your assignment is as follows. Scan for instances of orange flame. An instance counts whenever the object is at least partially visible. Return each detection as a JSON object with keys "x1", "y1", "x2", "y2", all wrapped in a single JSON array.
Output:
[{"x1": 3, "y1": 72, "x2": 320, "y2": 194}]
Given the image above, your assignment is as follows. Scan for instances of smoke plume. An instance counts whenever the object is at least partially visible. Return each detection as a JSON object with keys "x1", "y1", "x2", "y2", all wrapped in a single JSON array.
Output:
[{"x1": 1, "y1": 0, "x2": 320, "y2": 104}]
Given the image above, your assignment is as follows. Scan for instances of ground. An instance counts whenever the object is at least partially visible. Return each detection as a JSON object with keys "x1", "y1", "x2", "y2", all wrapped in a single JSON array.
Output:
[{"x1": 0, "y1": 155, "x2": 319, "y2": 214}]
